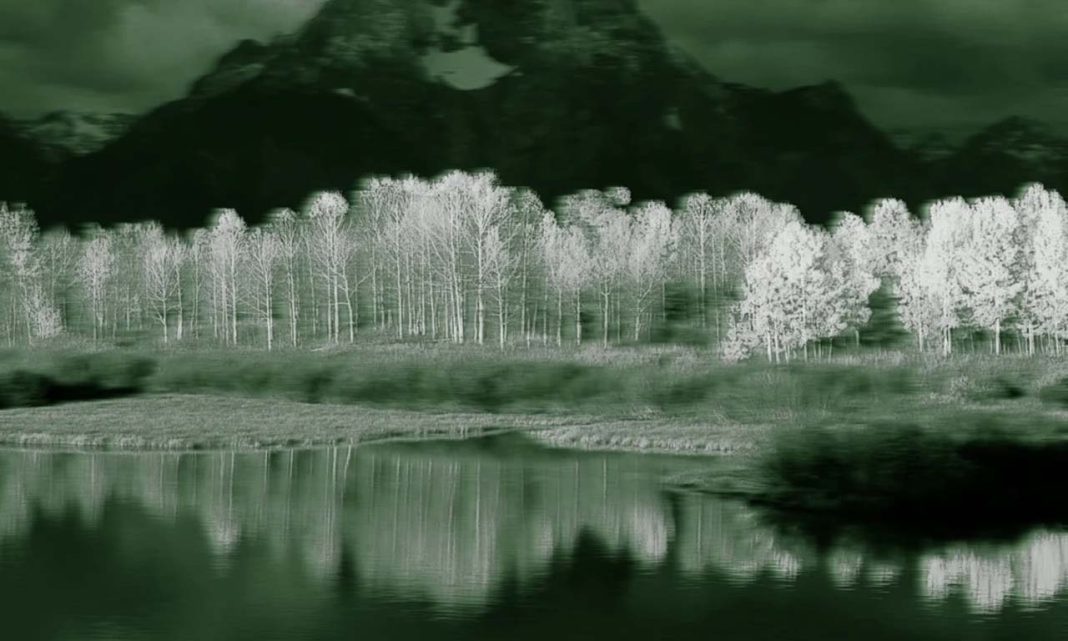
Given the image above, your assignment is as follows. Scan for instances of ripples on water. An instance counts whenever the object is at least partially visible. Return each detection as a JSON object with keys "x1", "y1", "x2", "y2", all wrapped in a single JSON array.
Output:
[{"x1": 0, "y1": 436, "x2": 1066, "y2": 639}]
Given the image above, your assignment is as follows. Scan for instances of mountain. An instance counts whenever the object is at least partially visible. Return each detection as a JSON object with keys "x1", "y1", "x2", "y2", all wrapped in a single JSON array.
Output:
[
  {"x1": 14, "y1": 112, "x2": 136, "y2": 160},
  {"x1": 9, "y1": 0, "x2": 1066, "y2": 229},
  {"x1": 930, "y1": 116, "x2": 1068, "y2": 200},
  {"x1": 0, "y1": 115, "x2": 53, "y2": 209},
  {"x1": 24, "y1": 0, "x2": 925, "y2": 229}
]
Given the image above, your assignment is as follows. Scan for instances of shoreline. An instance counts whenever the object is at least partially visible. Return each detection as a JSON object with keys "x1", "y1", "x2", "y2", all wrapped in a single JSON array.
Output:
[
  {"x1": 6, "y1": 392, "x2": 1067, "y2": 534},
  {"x1": 0, "y1": 393, "x2": 768, "y2": 455}
]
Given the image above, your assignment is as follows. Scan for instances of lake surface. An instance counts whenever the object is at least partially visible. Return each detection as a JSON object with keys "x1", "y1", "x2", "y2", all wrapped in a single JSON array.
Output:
[{"x1": 1, "y1": 434, "x2": 1067, "y2": 640}]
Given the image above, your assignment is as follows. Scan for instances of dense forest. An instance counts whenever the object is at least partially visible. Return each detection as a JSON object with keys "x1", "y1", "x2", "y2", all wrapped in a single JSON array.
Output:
[{"x1": 0, "y1": 172, "x2": 1064, "y2": 360}]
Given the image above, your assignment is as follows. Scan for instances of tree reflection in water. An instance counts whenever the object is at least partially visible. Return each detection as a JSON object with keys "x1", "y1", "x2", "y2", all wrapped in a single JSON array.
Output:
[{"x1": 0, "y1": 437, "x2": 1067, "y2": 617}]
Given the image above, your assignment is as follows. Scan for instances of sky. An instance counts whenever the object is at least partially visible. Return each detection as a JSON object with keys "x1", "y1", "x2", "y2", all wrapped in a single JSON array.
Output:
[{"x1": 0, "y1": 0, "x2": 1065, "y2": 135}]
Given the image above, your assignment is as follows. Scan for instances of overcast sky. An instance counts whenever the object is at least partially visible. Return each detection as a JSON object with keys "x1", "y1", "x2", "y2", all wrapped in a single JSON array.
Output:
[{"x1": 1, "y1": 0, "x2": 1065, "y2": 134}]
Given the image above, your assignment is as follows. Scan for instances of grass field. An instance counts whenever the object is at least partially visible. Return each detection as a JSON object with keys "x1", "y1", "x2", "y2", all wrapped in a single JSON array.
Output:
[
  {"x1": 2, "y1": 344, "x2": 1068, "y2": 438},
  {"x1": 0, "y1": 394, "x2": 584, "y2": 451},
  {"x1": 4, "y1": 345, "x2": 1068, "y2": 530}
]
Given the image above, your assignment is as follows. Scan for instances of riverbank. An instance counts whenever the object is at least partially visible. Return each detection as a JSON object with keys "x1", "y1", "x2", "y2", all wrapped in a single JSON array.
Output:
[
  {"x1": 1, "y1": 345, "x2": 1067, "y2": 458},
  {"x1": 7, "y1": 344, "x2": 1068, "y2": 426},
  {"x1": 5, "y1": 346, "x2": 1068, "y2": 532},
  {"x1": 0, "y1": 393, "x2": 774, "y2": 454},
  {"x1": 4, "y1": 385, "x2": 1068, "y2": 538}
]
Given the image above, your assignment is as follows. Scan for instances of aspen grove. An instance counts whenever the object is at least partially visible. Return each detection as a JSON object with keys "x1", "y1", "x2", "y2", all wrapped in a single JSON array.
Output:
[{"x1": 0, "y1": 172, "x2": 1065, "y2": 360}]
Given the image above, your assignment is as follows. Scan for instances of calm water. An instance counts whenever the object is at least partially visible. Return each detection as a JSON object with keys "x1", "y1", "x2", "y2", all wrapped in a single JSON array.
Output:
[{"x1": 1, "y1": 435, "x2": 1067, "y2": 640}]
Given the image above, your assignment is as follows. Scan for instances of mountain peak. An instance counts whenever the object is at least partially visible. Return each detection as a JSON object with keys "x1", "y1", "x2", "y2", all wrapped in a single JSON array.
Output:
[
  {"x1": 980, "y1": 115, "x2": 1055, "y2": 140},
  {"x1": 13, "y1": 111, "x2": 135, "y2": 158},
  {"x1": 19, "y1": 0, "x2": 1067, "y2": 231},
  {"x1": 962, "y1": 115, "x2": 1068, "y2": 161},
  {"x1": 188, "y1": 0, "x2": 672, "y2": 100},
  {"x1": 780, "y1": 80, "x2": 856, "y2": 113}
]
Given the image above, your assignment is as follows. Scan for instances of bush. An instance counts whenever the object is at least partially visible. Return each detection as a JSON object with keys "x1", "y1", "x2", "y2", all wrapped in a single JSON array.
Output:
[
  {"x1": 0, "y1": 370, "x2": 51, "y2": 408},
  {"x1": 772, "y1": 364, "x2": 914, "y2": 411},
  {"x1": 0, "y1": 352, "x2": 157, "y2": 409},
  {"x1": 51, "y1": 352, "x2": 156, "y2": 392},
  {"x1": 968, "y1": 375, "x2": 1027, "y2": 401},
  {"x1": 760, "y1": 414, "x2": 1068, "y2": 528},
  {"x1": 1039, "y1": 377, "x2": 1068, "y2": 407}
]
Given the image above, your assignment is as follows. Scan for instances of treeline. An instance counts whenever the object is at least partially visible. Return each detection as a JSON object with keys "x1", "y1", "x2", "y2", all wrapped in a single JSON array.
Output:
[
  {"x1": 724, "y1": 183, "x2": 1068, "y2": 361},
  {"x1": 0, "y1": 171, "x2": 1065, "y2": 359}
]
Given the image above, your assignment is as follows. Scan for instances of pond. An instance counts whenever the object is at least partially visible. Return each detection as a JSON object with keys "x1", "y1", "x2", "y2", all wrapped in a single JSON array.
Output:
[{"x1": 0, "y1": 434, "x2": 1066, "y2": 640}]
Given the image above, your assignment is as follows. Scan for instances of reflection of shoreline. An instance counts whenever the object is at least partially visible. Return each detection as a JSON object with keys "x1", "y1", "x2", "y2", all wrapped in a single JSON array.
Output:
[{"x1": 0, "y1": 446, "x2": 1066, "y2": 614}]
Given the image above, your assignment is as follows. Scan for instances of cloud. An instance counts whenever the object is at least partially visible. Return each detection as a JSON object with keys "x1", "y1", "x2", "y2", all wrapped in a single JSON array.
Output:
[{"x1": 0, "y1": 0, "x2": 326, "y2": 117}]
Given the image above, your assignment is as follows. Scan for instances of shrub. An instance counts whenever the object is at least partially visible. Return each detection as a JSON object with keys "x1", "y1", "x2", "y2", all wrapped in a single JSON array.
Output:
[
  {"x1": 1039, "y1": 377, "x2": 1068, "y2": 407},
  {"x1": 0, "y1": 370, "x2": 51, "y2": 408},
  {"x1": 760, "y1": 414, "x2": 1068, "y2": 528}
]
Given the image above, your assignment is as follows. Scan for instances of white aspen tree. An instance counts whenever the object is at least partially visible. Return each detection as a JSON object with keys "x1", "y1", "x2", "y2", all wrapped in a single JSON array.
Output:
[
  {"x1": 560, "y1": 224, "x2": 591, "y2": 345},
  {"x1": 305, "y1": 191, "x2": 351, "y2": 344},
  {"x1": 39, "y1": 227, "x2": 78, "y2": 331},
  {"x1": 106, "y1": 224, "x2": 144, "y2": 338},
  {"x1": 722, "y1": 193, "x2": 799, "y2": 272},
  {"x1": 268, "y1": 208, "x2": 304, "y2": 346},
  {"x1": 1015, "y1": 184, "x2": 1068, "y2": 354},
  {"x1": 398, "y1": 184, "x2": 435, "y2": 339},
  {"x1": 0, "y1": 205, "x2": 62, "y2": 343},
  {"x1": 919, "y1": 198, "x2": 969, "y2": 356},
  {"x1": 509, "y1": 189, "x2": 546, "y2": 345},
  {"x1": 402, "y1": 177, "x2": 430, "y2": 339},
  {"x1": 596, "y1": 206, "x2": 630, "y2": 348},
  {"x1": 245, "y1": 227, "x2": 280, "y2": 350},
  {"x1": 808, "y1": 256, "x2": 855, "y2": 356},
  {"x1": 677, "y1": 193, "x2": 722, "y2": 332},
  {"x1": 627, "y1": 201, "x2": 677, "y2": 342},
  {"x1": 725, "y1": 221, "x2": 844, "y2": 362},
  {"x1": 436, "y1": 171, "x2": 511, "y2": 346},
  {"x1": 483, "y1": 226, "x2": 515, "y2": 348},
  {"x1": 0, "y1": 204, "x2": 37, "y2": 343},
  {"x1": 141, "y1": 222, "x2": 181, "y2": 343},
  {"x1": 341, "y1": 220, "x2": 365, "y2": 342},
  {"x1": 539, "y1": 213, "x2": 574, "y2": 346},
  {"x1": 896, "y1": 238, "x2": 942, "y2": 353},
  {"x1": 24, "y1": 284, "x2": 62, "y2": 341},
  {"x1": 208, "y1": 209, "x2": 247, "y2": 345},
  {"x1": 726, "y1": 243, "x2": 789, "y2": 363},
  {"x1": 301, "y1": 224, "x2": 319, "y2": 340},
  {"x1": 867, "y1": 199, "x2": 932, "y2": 351},
  {"x1": 719, "y1": 194, "x2": 802, "y2": 350},
  {"x1": 170, "y1": 237, "x2": 187, "y2": 342},
  {"x1": 359, "y1": 176, "x2": 422, "y2": 339},
  {"x1": 866, "y1": 199, "x2": 915, "y2": 280},
  {"x1": 958, "y1": 196, "x2": 1022, "y2": 355},
  {"x1": 562, "y1": 188, "x2": 630, "y2": 347},
  {"x1": 829, "y1": 212, "x2": 880, "y2": 346},
  {"x1": 783, "y1": 223, "x2": 842, "y2": 358},
  {"x1": 426, "y1": 175, "x2": 470, "y2": 343},
  {"x1": 188, "y1": 229, "x2": 208, "y2": 340},
  {"x1": 355, "y1": 178, "x2": 392, "y2": 332},
  {"x1": 78, "y1": 229, "x2": 113, "y2": 343}
]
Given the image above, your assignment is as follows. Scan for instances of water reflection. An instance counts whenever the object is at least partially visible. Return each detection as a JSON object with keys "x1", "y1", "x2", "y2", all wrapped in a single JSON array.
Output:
[{"x1": 0, "y1": 437, "x2": 1067, "y2": 618}]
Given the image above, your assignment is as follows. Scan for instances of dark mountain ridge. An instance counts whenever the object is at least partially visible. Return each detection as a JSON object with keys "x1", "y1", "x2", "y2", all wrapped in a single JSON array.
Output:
[{"x1": 2, "y1": 0, "x2": 1065, "y2": 229}]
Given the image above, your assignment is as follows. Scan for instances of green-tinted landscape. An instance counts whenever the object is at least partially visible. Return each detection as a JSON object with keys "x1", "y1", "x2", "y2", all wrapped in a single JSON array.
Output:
[{"x1": 2, "y1": 345, "x2": 1068, "y2": 535}]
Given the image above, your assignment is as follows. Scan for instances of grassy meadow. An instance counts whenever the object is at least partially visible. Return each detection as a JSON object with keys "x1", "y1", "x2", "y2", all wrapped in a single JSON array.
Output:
[
  {"x1": 3, "y1": 344, "x2": 1068, "y2": 528},
  {"x1": 2, "y1": 343, "x2": 1068, "y2": 434}
]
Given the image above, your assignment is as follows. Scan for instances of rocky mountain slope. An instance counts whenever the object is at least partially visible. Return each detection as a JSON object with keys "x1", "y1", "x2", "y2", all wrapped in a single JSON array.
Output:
[
  {"x1": 3, "y1": 0, "x2": 1066, "y2": 229},
  {"x1": 14, "y1": 112, "x2": 135, "y2": 160}
]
